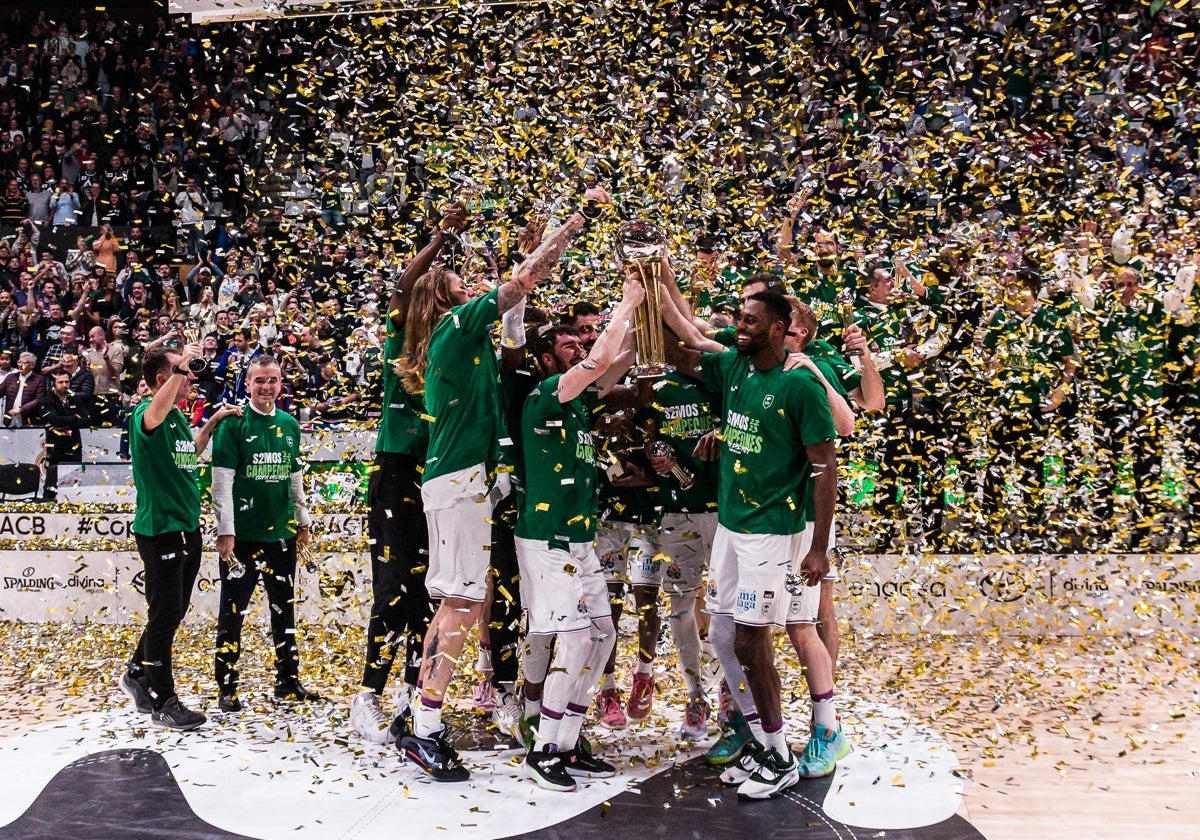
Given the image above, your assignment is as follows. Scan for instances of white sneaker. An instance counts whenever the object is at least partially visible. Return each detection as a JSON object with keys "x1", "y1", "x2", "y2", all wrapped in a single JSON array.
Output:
[
  {"x1": 350, "y1": 690, "x2": 392, "y2": 745},
  {"x1": 492, "y1": 689, "x2": 522, "y2": 741}
]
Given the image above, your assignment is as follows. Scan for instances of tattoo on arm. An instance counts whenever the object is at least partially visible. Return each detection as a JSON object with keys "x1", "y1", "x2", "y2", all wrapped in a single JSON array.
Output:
[{"x1": 499, "y1": 214, "x2": 585, "y2": 311}]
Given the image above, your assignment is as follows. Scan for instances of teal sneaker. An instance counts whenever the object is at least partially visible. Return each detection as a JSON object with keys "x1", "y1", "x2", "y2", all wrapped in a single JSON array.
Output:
[
  {"x1": 705, "y1": 709, "x2": 753, "y2": 766},
  {"x1": 796, "y1": 724, "x2": 851, "y2": 778}
]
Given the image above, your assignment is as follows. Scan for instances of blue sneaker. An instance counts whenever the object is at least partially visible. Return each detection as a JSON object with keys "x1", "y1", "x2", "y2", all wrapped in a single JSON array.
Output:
[
  {"x1": 705, "y1": 709, "x2": 753, "y2": 766},
  {"x1": 796, "y1": 724, "x2": 851, "y2": 778}
]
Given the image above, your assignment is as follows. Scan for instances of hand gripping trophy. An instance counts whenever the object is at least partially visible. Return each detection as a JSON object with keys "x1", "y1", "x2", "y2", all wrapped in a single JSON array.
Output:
[{"x1": 616, "y1": 221, "x2": 673, "y2": 379}]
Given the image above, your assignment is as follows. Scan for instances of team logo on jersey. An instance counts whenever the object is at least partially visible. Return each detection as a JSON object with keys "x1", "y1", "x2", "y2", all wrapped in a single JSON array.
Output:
[
  {"x1": 762, "y1": 394, "x2": 774, "y2": 409},
  {"x1": 736, "y1": 589, "x2": 756, "y2": 612}
]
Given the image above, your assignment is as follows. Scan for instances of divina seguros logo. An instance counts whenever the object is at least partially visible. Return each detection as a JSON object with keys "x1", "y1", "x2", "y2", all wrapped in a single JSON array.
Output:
[{"x1": 3, "y1": 565, "x2": 107, "y2": 592}]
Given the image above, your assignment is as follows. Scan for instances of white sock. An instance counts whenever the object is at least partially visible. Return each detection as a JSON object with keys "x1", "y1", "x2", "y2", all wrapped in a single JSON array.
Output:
[
  {"x1": 812, "y1": 692, "x2": 838, "y2": 731},
  {"x1": 763, "y1": 726, "x2": 788, "y2": 754},
  {"x1": 668, "y1": 593, "x2": 703, "y2": 697},
  {"x1": 412, "y1": 698, "x2": 443, "y2": 738},
  {"x1": 708, "y1": 613, "x2": 758, "y2": 718}
]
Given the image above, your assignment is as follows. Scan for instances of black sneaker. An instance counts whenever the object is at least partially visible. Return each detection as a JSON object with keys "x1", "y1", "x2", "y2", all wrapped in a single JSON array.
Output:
[
  {"x1": 119, "y1": 672, "x2": 152, "y2": 715},
  {"x1": 398, "y1": 723, "x2": 470, "y2": 782},
  {"x1": 151, "y1": 696, "x2": 207, "y2": 731},
  {"x1": 526, "y1": 747, "x2": 577, "y2": 792},
  {"x1": 218, "y1": 693, "x2": 243, "y2": 713},
  {"x1": 562, "y1": 747, "x2": 615, "y2": 779},
  {"x1": 273, "y1": 678, "x2": 322, "y2": 702}
]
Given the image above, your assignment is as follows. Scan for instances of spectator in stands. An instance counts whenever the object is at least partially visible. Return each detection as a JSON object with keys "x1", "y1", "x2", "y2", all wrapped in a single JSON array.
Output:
[
  {"x1": 40, "y1": 369, "x2": 88, "y2": 500},
  {"x1": 83, "y1": 323, "x2": 124, "y2": 426},
  {"x1": 309, "y1": 355, "x2": 359, "y2": 423},
  {"x1": 175, "y1": 174, "x2": 208, "y2": 258},
  {"x1": 0, "y1": 179, "x2": 27, "y2": 224},
  {"x1": 91, "y1": 224, "x2": 121, "y2": 273},
  {"x1": 1, "y1": 351, "x2": 44, "y2": 428},
  {"x1": 24, "y1": 174, "x2": 52, "y2": 227},
  {"x1": 49, "y1": 178, "x2": 80, "y2": 228}
]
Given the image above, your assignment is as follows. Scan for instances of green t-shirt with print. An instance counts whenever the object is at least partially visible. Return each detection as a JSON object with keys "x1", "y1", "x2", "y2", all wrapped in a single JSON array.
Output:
[
  {"x1": 854, "y1": 300, "x2": 911, "y2": 406},
  {"x1": 423, "y1": 288, "x2": 508, "y2": 483},
  {"x1": 375, "y1": 323, "x2": 429, "y2": 457},
  {"x1": 983, "y1": 307, "x2": 1075, "y2": 415},
  {"x1": 805, "y1": 338, "x2": 861, "y2": 396},
  {"x1": 212, "y1": 406, "x2": 304, "y2": 541},
  {"x1": 131, "y1": 401, "x2": 201, "y2": 536},
  {"x1": 1090, "y1": 294, "x2": 1170, "y2": 404},
  {"x1": 643, "y1": 372, "x2": 719, "y2": 514},
  {"x1": 516, "y1": 374, "x2": 602, "y2": 544},
  {"x1": 700, "y1": 351, "x2": 835, "y2": 535}
]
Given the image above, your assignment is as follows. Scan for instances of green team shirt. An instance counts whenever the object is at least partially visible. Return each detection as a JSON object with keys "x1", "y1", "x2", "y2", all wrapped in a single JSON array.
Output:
[
  {"x1": 855, "y1": 300, "x2": 911, "y2": 406},
  {"x1": 700, "y1": 351, "x2": 835, "y2": 535},
  {"x1": 785, "y1": 261, "x2": 858, "y2": 335},
  {"x1": 375, "y1": 323, "x2": 429, "y2": 457},
  {"x1": 131, "y1": 401, "x2": 201, "y2": 536},
  {"x1": 805, "y1": 339, "x2": 861, "y2": 396},
  {"x1": 516, "y1": 374, "x2": 601, "y2": 544},
  {"x1": 1091, "y1": 294, "x2": 1170, "y2": 404},
  {"x1": 212, "y1": 406, "x2": 304, "y2": 541},
  {"x1": 983, "y1": 307, "x2": 1075, "y2": 415},
  {"x1": 644, "y1": 372, "x2": 719, "y2": 513},
  {"x1": 423, "y1": 288, "x2": 508, "y2": 483}
]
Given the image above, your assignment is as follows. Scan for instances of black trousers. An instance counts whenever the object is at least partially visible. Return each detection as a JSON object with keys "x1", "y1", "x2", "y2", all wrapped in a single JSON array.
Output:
[
  {"x1": 361, "y1": 452, "x2": 432, "y2": 693},
  {"x1": 982, "y1": 418, "x2": 1047, "y2": 529},
  {"x1": 129, "y1": 529, "x2": 203, "y2": 710},
  {"x1": 488, "y1": 493, "x2": 523, "y2": 690},
  {"x1": 1093, "y1": 405, "x2": 1162, "y2": 523},
  {"x1": 871, "y1": 403, "x2": 939, "y2": 530},
  {"x1": 214, "y1": 537, "x2": 300, "y2": 695}
]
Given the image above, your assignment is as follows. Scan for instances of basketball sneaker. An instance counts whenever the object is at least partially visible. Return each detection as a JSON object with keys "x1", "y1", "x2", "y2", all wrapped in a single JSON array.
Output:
[
  {"x1": 596, "y1": 687, "x2": 627, "y2": 729},
  {"x1": 796, "y1": 724, "x2": 851, "y2": 778},
  {"x1": 395, "y1": 708, "x2": 470, "y2": 782},
  {"x1": 705, "y1": 708, "x2": 753, "y2": 765},
  {"x1": 626, "y1": 672, "x2": 655, "y2": 720},
  {"x1": 719, "y1": 739, "x2": 765, "y2": 785},
  {"x1": 738, "y1": 747, "x2": 800, "y2": 799},
  {"x1": 527, "y1": 747, "x2": 577, "y2": 792},
  {"x1": 350, "y1": 690, "x2": 393, "y2": 745},
  {"x1": 678, "y1": 696, "x2": 710, "y2": 741}
]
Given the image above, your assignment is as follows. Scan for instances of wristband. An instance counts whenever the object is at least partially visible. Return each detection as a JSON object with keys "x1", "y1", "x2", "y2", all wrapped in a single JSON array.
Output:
[
  {"x1": 579, "y1": 201, "x2": 603, "y2": 220},
  {"x1": 171, "y1": 364, "x2": 188, "y2": 376}
]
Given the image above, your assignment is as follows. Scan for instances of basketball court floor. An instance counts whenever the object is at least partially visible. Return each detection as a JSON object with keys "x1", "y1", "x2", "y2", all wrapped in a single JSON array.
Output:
[{"x1": 0, "y1": 621, "x2": 1194, "y2": 840}]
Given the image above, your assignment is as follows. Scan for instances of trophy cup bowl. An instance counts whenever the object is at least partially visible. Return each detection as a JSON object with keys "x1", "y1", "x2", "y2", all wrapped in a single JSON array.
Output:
[{"x1": 616, "y1": 221, "x2": 674, "y2": 379}]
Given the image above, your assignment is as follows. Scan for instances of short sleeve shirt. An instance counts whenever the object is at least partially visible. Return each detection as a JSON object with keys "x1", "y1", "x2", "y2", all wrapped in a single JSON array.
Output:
[
  {"x1": 423, "y1": 288, "x2": 508, "y2": 483},
  {"x1": 375, "y1": 324, "x2": 429, "y2": 457},
  {"x1": 516, "y1": 374, "x2": 601, "y2": 544},
  {"x1": 212, "y1": 406, "x2": 304, "y2": 541},
  {"x1": 700, "y1": 351, "x2": 835, "y2": 534},
  {"x1": 131, "y1": 401, "x2": 201, "y2": 536}
]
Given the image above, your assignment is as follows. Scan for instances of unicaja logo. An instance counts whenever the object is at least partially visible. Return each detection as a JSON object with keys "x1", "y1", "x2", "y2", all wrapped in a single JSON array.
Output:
[{"x1": 979, "y1": 569, "x2": 1031, "y2": 603}]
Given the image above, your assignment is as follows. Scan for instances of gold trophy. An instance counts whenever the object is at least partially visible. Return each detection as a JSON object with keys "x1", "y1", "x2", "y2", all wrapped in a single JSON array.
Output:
[
  {"x1": 616, "y1": 221, "x2": 673, "y2": 378},
  {"x1": 836, "y1": 287, "x2": 862, "y2": 365}
]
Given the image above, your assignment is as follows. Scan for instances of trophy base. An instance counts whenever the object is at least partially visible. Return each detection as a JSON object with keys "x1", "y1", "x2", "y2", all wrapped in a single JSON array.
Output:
[{"x1": 632, "y1": 363, "x2": 676, "y2": 379}]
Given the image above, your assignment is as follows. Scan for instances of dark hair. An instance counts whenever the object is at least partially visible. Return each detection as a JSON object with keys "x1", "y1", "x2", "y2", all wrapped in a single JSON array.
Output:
[
  {"x1": 533, "y1": 324, "x2": 580, "y2": 360},
  {"x1": 561, "y1": 300, "x2": 600, "y2": 325},
  {"x1": 142, "y1": 346, "x2": 177, "y2": 386},
  {"x1": 746, "y1": 291, "x2": 793, "y2": 326},
  {"x1": 1014, "y1": 268, "x2": 1042, "y2": 296},
  {"x1": 695, "y1": 232, "x2": 720, "y2": 253},
  {"x1": 744, "y1": 272, "x2": 786, "y2": 295}
]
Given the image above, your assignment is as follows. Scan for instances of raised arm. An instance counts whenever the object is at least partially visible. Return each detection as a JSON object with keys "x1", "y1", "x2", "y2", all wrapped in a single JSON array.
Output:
[
  {"x1": 389, "y1": 202, "x2": 467, "y2": 330},
  {"x1": 555, "y1": 279, "x2": 644, "y2": 404},
  {"x1": 497, "y1": 187, "x2": 612, "y2": 313}
]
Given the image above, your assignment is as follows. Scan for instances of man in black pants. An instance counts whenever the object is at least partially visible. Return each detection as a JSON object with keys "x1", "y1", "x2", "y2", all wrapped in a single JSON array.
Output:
[
  {"x1": 349, "y1": 205, "x2": 466, "y2": 744},
  {"x1": 211, "y1": 355, "x2": 317, "y2": 711},
  {"x1": 118, "y1": 344, "x2": 239, "y2": 729}
]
